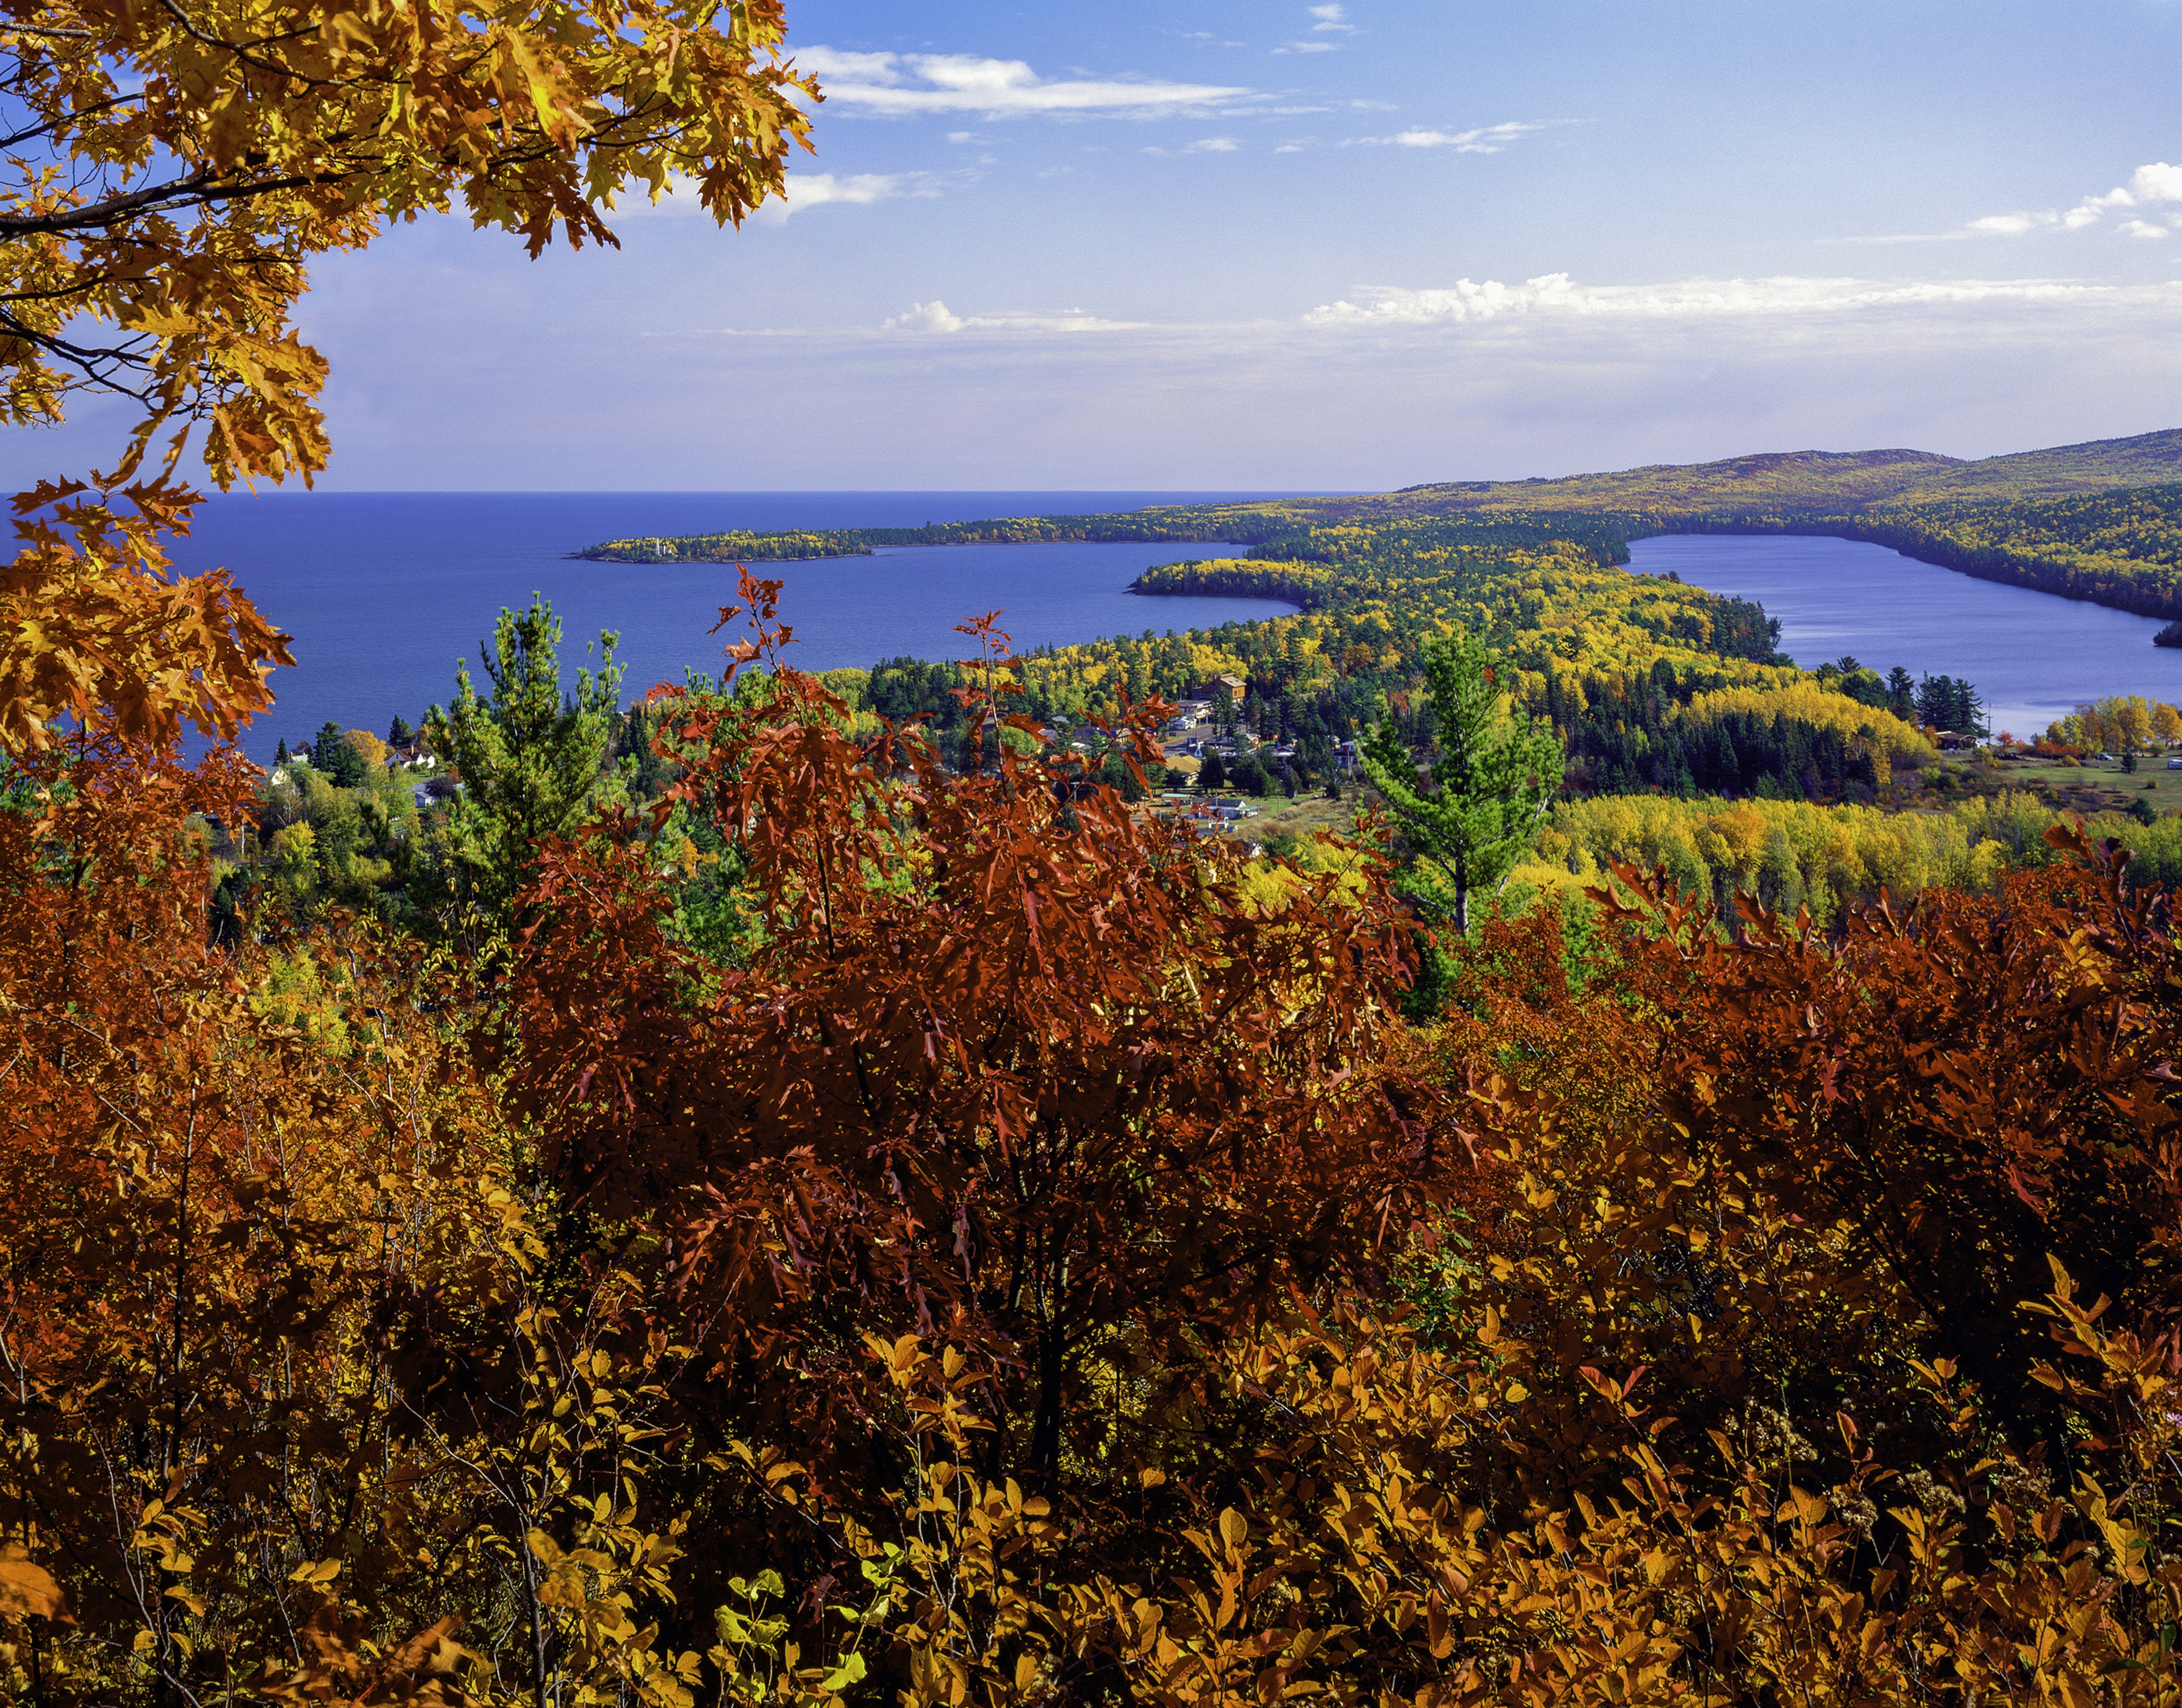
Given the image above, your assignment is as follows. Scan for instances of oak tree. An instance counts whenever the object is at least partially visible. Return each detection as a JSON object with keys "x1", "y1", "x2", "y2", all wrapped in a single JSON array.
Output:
[{"x1": 0, "y1": 0, "x2": 813, "y2": 748}]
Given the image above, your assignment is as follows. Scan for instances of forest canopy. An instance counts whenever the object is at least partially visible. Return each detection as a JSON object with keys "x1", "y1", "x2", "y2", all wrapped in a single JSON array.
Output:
[{"x1": 5, "y1": 0, "x2": 2182, "y2": 1698}]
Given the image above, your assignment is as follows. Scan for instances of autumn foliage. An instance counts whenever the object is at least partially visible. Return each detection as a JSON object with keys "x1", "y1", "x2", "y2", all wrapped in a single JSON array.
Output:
[
  {"x1": 0, "y1": 0, "x2": 811, "y2": 763},
  {"x1": 4, "y1": 555, "x2": 2182, "y2": 1704}
]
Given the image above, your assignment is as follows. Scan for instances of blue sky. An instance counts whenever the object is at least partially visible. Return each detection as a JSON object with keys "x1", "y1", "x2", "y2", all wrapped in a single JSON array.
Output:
[{"x1": 20, "y1": 0, "x2": 2182, "y2": 490}]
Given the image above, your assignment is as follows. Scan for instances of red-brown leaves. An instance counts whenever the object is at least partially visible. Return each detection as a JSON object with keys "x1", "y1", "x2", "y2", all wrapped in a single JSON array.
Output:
[
  {"x1": 1451, "y1": 833, "x2": 2182, "y2": 1528},
  {"x1": 503, "y1": 577, "x2": 1461, "y2": 1486}
]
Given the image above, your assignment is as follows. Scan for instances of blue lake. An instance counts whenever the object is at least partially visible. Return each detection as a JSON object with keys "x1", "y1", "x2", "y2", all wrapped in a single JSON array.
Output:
[
  {"x1": 176, "y1": 497, "x2": 2168, "y2": 763},
  {"x1": 1629, "y1": 533, "x2": 2182, "y2": 743},
  {"x1": 165, "y1": 491, "x2": 1301, "y2": 760}
]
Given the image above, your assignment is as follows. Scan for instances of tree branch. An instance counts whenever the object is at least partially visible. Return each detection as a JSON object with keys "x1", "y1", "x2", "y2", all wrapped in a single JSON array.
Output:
[{"x1": 0, "y1": 164, "x2": 368, "y2": 236}]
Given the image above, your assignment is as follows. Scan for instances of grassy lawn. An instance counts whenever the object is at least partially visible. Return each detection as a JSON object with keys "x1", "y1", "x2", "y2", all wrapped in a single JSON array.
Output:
[
  {"x1": 1984, "y1": 752, "x2": 2181, "y2": 814},
  {"x1": 1150, "y1": 785, "x2": 1368, "y2": 848}
]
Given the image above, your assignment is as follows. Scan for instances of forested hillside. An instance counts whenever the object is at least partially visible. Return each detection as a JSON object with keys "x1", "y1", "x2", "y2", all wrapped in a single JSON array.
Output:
[
  {"x1": 583, "y1": 427, "x2": 2182, "y2": 623},
  {"x1": 1838, "y1": 481, "x2": 2182, "y2": 617}
]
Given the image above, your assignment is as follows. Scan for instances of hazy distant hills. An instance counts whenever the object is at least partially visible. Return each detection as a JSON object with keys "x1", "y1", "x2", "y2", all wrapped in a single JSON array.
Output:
[
  {"x1": 584, "y1": 427, "x2": 2182, "y2": 625},
  {"x1": 1899, "y1": 428, "x2": 2182, "y2": 502},
  {"x1": 1341, "y1": 428, "x2": 2182, "y2": 520}
]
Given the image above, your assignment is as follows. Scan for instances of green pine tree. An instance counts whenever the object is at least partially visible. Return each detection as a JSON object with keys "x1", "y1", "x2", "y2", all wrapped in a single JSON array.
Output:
[
  {"x1": 310, "y1": 719, "x2": 368, "y2": 788},
  {"x1": 1360, "y1": 629, "x2": 1564, "y2": 935},
  {"x1": 423, "y1": 594, "x2": 623, "y2": 926}
]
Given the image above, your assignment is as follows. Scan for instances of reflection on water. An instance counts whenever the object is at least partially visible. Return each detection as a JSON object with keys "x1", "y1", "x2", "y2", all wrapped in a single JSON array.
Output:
[{"x1": 1630, "y1": 533, "x2": 2182, "y2": 741}]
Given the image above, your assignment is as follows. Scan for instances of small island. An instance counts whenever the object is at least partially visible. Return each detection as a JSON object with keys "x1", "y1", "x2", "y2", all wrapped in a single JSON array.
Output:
[{"x1": 572, "y1": 511, "x2": 1253, "y2": 564}]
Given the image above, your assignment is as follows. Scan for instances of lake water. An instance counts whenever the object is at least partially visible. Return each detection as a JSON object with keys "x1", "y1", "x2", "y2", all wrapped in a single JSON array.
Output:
[
  {"x1": 165, "y1": 492, "x2": 1301, "y2": 760},
  {"x1": 1629, "y1": 533, "x2": 2182, "y2": 742},
  {"x1": 176, "y1": 501, "x2": 2151, "y2": 762}
]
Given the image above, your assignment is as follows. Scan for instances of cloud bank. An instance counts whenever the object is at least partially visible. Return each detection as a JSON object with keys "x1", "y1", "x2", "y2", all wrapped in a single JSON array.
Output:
[
  {"x1": 793, "y1": 46, "x2": 1249, "y2": 118},
  {"x1": 1305, "y1": 272, "x2": 2177, "y2": 326},
  {"x1": 1971, "y1": 162, "x2": 2182, "y2": 241},
  {"x1": 884, "y1": 300, "x2": 1146, "y2": 334}
]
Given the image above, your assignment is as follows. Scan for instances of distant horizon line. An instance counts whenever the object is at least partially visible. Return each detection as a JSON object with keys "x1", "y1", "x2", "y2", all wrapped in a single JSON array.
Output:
[{"x1": 188, "y1": 487, "x2": 1351, "y2": 496}]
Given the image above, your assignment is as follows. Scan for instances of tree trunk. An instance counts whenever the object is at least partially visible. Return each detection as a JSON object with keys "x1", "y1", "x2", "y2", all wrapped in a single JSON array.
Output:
[{"x1": 1030, "y1": 1322, "x2": 1064, "y2": 1482}]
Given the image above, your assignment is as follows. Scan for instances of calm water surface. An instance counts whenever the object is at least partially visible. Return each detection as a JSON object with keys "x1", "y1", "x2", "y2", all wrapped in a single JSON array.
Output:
[
  {"x1": 186, "y1": 503, "x2": 2138, "y2": 763},
  {"x1": 166, "y1": 492, "x2": 1301, "y2": 760},
  {"x1": 1630, "y1": 534, "x2": 2182, "y2": 741}
]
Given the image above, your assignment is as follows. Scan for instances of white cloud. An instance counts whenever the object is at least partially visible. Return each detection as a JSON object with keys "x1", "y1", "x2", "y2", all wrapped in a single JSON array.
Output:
[
  {"x1": 2133, "y1": 162, "x2": 2182, "y2": 202},
  {"x1": 754, "y1": 172, "x2": 936, "y2": 224},
  {"x1": 1967, "y1": 211, "x2": 2046, "y2": 236},
  {"x1": 1351, "y1": 121, "x2": 1543, "y2": 155},
  {"x1": 1969, "y1": 161, "x2": 2182, "y2": 238},
  {"x1": 2118, "y1": 219, "x2": 2171, "y2": 240},
  {"x1": 1304, "y1": 272, "x2": 2171, "y2": 326},
  {"x1": 1147, "y1": 136, "x2": 1242, "y2": 155},
  {"x1": 791, "y1": 46, "x2": 903, "y2": 84},
  {"x1": 1308, "y1": 4, "x2": 1348, "y2": 20},
  {"x1": 885, "y1": 300, "x2": 1147, "y2": 334},
  {"x1": 792, "y1": 45, "x2": 1249, "y2": 117},
  {"x1": 1277, "y1": 40, "x2": 1342, "y2": 53},
  {"x1": 611, "y1": 169, "x2": 935, "y2": 222},
  {"x1": 886, "y1": 300, "x2": 967, "y2": 333}
]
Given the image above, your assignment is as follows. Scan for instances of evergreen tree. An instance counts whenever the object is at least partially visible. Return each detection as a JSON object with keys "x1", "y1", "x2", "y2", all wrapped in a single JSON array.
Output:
[
  {"x1": 273, "y1": 737, "x2": 289, "y2": 765},
  {"x1": 1198, "y1": 749, "x2": 1229, "y2": 791},
  {"x1": 1231, "y1": 753, "x2": 1273, "y2": 797},
  {"x1": 1361, "y1": 630, "x2": 1564, "y2": 935},
  {"x1": 388, "y1": 713, "x2": 417, "y2": 746},
  {"x1": 1887, "y1": 666, "x2": 1916, "y2": 719},
  {"x1": 1915, "y1": 674, "x2": 1989, "y2": 740},
  {"x1": 423, "y1": 594, "x2": 624, "y2": 924},
  {"x1": 1956, "y1": 678, "x2": 1989, "y2": 740},
  {"x1": 310, "y1": 719, "x2": 368, "y2": 787}
]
